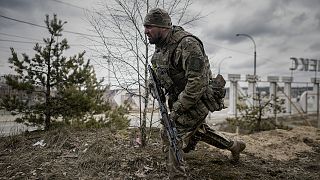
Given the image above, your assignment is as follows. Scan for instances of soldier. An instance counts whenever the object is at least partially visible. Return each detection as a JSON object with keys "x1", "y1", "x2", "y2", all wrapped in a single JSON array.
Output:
[{"x1": 144, "y1": 8, "x2": 246, "y2": 179}]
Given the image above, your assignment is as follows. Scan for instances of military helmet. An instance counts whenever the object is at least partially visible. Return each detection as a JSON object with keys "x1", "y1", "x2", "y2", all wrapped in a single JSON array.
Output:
[{"x1": 144, "y1": 8, "x2": 172, "y2": 28}]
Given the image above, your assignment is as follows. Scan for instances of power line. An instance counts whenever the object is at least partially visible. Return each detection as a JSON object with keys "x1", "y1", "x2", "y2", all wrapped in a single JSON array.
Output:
[
  {"x1": 0, "y1": 14, "x2": 95, "y2": 37},
  {"x1": 0, "y1": 9, "x2": 282, "y2": 68},
  {"x1": 0, "y1": 46, "x2": 31, "y2": 51},
  {"x1": 203, "y1": 40, "x2": 252, "y2": 57},
  {"x1": 0, "y1": 32, "x2": 42, "y2": 41},
  {"x1": 203, "y1": 40, "x2": 282, "y2": 67},
  {"x1": 50, "y1": 0, "x2": 94, "y2": 12},
  {"x1": 0, "y1": 14, "x2": 122, "y2": 40},
  {"x1": 0, "y1": 39, "x2": 108, "y2": 48},
  {"x1": 0, "y1": 14, "x2": 46, "y2": 28},
  {"x1": 0, "y1": 39, "x2": 39, "y2": 44}
]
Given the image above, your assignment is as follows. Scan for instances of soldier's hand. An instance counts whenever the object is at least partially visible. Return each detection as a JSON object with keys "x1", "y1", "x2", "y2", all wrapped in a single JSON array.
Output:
[
  {"x1": 170, "y1": 111, "x2": 179, "y2": 122},
  {"x1": 171, "y1": 101, "x2": 184, "y2": 121}
]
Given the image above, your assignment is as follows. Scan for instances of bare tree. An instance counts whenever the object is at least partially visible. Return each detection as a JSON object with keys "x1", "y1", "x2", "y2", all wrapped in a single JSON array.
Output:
[{"x1": 86, "y1": 0, "x2": 204, "y2": 146}]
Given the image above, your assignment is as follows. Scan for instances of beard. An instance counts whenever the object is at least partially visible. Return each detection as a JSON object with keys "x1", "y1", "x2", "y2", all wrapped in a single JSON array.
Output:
[{"x1": 148, "y1": 32, "x2": 162, "y2": 44}]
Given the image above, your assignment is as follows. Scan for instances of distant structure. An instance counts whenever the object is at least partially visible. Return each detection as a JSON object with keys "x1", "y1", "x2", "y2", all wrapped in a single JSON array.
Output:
[{"x1": 1, "y1": 74, "x2": 319, "y2": 116}]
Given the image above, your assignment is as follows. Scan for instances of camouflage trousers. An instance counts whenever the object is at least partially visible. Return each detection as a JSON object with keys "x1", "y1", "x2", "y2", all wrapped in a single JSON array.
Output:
[{"x1": 161, "y1": 101, "x2": 233, "y2": 179}]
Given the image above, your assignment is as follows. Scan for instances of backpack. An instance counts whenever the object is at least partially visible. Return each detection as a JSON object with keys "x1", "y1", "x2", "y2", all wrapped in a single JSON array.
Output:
[{"x1": 201, "y1": 74, "x2": 226, "y2": 112}]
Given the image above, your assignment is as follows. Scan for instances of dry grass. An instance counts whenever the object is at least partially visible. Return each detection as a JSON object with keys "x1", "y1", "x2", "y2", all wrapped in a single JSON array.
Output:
[{"x1": 0, "y1": 124, "x2": 319, "y2": 179}]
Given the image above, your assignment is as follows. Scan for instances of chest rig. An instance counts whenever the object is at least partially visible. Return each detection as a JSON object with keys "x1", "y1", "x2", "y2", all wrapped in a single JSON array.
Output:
[{"x1": 151, "y1": 26, "x2": 205, "y2": 95}]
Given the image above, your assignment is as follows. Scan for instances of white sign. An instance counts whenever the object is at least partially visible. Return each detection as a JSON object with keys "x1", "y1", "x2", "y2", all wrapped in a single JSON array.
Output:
[{"x1": 290, "y1": 57, "x2": 320, "y2": 72}]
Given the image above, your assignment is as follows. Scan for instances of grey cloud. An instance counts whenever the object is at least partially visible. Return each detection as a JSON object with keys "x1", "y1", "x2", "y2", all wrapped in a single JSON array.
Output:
[
  {"x1": 0, "y1": 0, "x2": 85, "y2": 31},
  {"x1": 0, "y1": 0, "x2": 50, "y2": 29},
  {"x1": 291, "y1": 13, "x2": 307, "y2": 25},
  {"x1": 316, "y1": 12, "x2": 320, "y2": 28},
  {"x1": 203, "y1": 43, "x2": 222, "y2": 55},
  {"x1": 309, "y1": 42, "x2": 320, "y2": 51},
  {"x1": 215, "y1": 21, "x2": 274, "y2": 43},
  {"x1": 202, "y1": 2, "x2": 283, "y2": 44},
  {"x1": 200, "y1": 0, "x2": 320, "y2": 45},
  {"x1": 277, "y1": 46, "x2": 291, "y2": 53},
  {"x1": 294, "y1": 0, "x2": 320, "y2": 27},
  {"x1": 0, "y1": 0, "x2": 33, "y2": 10},
  {"x1": 228, "y1": 57, "x2": 252, "y2": 69},
  {"x1": 294, "y1": 0, "x2": 320, "y2": 9},
  {"x1": 0, "y1": 0, "x2": 33, "y2": 29}
]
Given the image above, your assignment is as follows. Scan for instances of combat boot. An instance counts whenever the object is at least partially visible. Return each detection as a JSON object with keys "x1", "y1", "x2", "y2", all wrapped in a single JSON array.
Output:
[{"x1": 228, "y1": 140, "x2": 246, "y2": 162}]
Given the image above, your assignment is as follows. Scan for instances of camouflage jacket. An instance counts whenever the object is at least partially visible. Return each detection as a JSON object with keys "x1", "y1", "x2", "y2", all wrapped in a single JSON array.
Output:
[{"x1": 151, "y1": 26, "x2": 212, "y2": 114}]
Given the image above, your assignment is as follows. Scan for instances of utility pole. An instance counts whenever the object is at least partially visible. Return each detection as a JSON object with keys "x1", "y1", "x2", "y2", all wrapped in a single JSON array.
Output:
[
  {"x1": 103, "y1": 55, "x2": 111, "y2": 86},
  {"x1": 236, "y1": 33, "x2": 257, "y2": 77},
  {"x1": 218, "y1": 56, "x2": 232, "y2": 75},
  {"x1": 237, "y1": 33, "x2": 257, "y2": 108}
]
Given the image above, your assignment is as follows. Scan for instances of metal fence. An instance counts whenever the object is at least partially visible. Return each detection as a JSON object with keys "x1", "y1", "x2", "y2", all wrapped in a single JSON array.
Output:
[{"x1": 223, "y1": 77, "x2": 320, "y2": 129}]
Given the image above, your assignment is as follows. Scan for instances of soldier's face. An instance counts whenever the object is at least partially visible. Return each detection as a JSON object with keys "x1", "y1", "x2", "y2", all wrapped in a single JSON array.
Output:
[{"x1": 144, "y1": 25, "x2": 163, "y2": 44}]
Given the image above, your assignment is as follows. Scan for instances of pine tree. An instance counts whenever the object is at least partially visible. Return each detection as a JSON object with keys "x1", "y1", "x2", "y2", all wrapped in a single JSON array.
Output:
[{"x1": 3, "y1": 14, "x2": 108, "y2": 130}]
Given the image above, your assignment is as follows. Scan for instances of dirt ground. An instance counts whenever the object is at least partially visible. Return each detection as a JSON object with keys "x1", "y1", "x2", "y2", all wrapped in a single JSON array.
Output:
[{"x1": 0, "y1": 117, "x2": 319, "y2": 180}]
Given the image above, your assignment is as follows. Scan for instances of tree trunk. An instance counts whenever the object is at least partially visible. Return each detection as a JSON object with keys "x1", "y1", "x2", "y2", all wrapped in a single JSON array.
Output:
[
  {"x1": 141, "y1": 36, "x2": 150, "y2": 147},
  {"x1": 45, "y1": 36, "x2": 54, "y2": 130}
]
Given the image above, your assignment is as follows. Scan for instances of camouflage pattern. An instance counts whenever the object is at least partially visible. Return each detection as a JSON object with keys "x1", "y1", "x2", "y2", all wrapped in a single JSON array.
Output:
[
  {"x1": 202, "y1": 74, "x2": 226, "y2": 112},
  {"x1": 193, "y1": 124, "x2": 233, "y2": 149},
  {"x1": 151, "y1": 26, "x2": 211, "y2": 117},
  {"x1": 151, "y1": 25, "x2": 234, "y2": 179},
  {"x1": 144, "y1": 8, "x2": 172, "y2": 29}
]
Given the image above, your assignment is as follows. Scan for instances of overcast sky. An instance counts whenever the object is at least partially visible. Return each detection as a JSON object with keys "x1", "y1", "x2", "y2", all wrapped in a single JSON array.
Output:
[{"x1": 1, "y1": 0, "x2": 320, "y2": 85}]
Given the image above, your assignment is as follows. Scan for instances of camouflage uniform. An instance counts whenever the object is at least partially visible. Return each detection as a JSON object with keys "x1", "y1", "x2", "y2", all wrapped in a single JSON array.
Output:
[{"x1": 145, "y1": 8, "x2": 245, "y2": 179}]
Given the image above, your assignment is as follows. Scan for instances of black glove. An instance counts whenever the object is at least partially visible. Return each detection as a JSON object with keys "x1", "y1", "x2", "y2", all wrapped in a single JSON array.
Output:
[
  {"x1": 170, "y1": 101, "x2": 184, "y2": 121},
  {"x1": 170, "y1": 111, "x2": 179, "y2": 122}
]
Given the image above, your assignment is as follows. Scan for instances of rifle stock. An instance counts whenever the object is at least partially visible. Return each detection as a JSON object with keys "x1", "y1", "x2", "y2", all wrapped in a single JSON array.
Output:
[{"x1": 147, "y1": 65, "x2": 183, "y2": 165}]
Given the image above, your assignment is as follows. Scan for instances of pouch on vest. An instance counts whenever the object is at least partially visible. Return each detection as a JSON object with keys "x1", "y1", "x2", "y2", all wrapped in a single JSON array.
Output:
[{"x1": 201, "y1": 74, "x2": 226, "y2": 112}]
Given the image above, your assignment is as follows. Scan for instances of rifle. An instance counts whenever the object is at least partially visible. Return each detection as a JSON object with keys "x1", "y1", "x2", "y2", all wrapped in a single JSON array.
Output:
[{"x1": 147, "y1": 65, "x2": 183, "y2": 165}]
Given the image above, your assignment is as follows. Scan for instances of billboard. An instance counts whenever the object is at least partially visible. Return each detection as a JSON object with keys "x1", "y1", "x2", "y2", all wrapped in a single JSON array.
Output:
[{"x1": 290, "y1": 57, "x2": 320, "y2": 72}]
